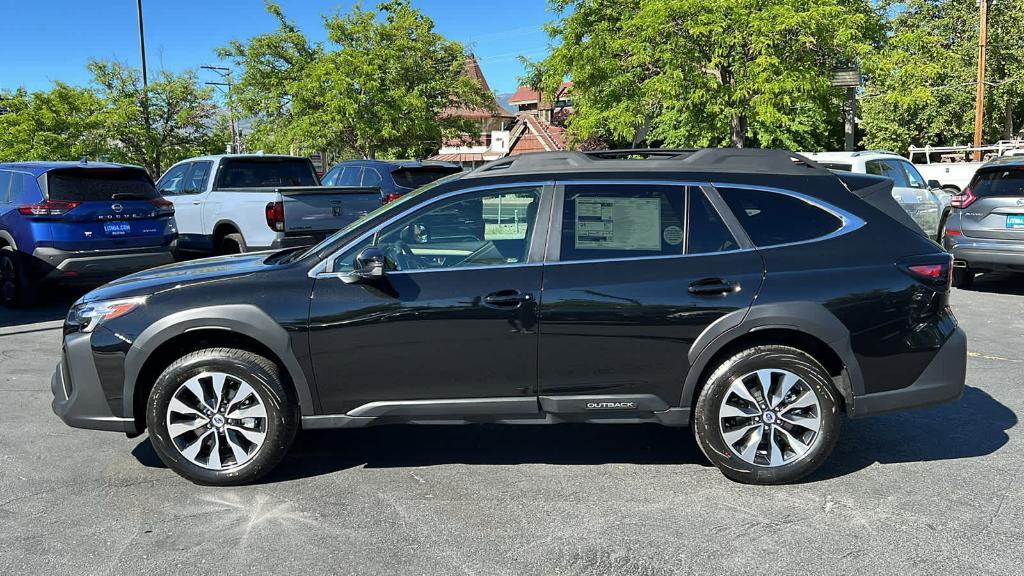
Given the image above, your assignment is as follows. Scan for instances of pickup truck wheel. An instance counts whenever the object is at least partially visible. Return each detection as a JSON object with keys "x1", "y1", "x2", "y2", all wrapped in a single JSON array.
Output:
[
  {"x1": 219, "y1": 233, "x2": 247, "y2": 255},
  {"x1": 146, "y1": 348, "x2": 298, "y2": 486},
  {"x1": 693, "y1": 345, "x2": 841, "y2": 485},
  {"x1": 0, "y1": 248, "x2": 34, "y2": 308}
]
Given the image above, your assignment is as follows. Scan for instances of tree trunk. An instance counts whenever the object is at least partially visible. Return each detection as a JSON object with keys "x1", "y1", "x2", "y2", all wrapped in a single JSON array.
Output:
[
  {"x1": 730, "y1": 113, "x2": 747, "y2": 148},
  {"x1": 1004, "y1": 100, "x2": 1014, "y2": 140},
  {"x1": 632, "y1": 111, "x2": 653, "y2": 148}
]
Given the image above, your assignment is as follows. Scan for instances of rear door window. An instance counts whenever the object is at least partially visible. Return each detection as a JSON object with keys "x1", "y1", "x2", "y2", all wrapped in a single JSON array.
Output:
[
  {"x1": 361, "y1": 167, "x2": 383, "y2": 187},
  {"x1": 559, "y1": 184, "x2": 685, "y2": 262},
  {"x1": 338, "y1": 167, "x2": 362, "y2": 186},
  {"x1": 717, "y1": 187, "x2": 842, "y2": 247},
  {"x1": 971, "y1": 169, "x2": 1024, "y2": 198},
  {"x1": 46, "y1": 168, "x2": 159, "y2": 202},
  {"x1": 867, "y1": 160, "x2": 910, "y2": 187},
  {"x1": 215, "y1": 158, "x2": 317, "y2": 188}
]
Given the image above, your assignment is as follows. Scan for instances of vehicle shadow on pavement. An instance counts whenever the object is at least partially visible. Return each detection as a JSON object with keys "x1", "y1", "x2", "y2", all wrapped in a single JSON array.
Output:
[
  {"x1": 0, "y1": 287, "x2": 87, "y2": 330},
  {"x1": 963, "y1": 272, "x2": 1024, "y2": 296},
  {"x1": 132, "y1": 424, "x2": 713, "y2": 481},
  {"x1": 810, "y1": 386, "x2": 1016, "y2": 481}
]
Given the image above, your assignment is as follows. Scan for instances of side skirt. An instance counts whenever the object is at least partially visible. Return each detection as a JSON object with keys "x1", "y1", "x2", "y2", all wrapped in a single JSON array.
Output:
[{"x1": 301, "y1": 395, "x2": 691, "y2": 429}]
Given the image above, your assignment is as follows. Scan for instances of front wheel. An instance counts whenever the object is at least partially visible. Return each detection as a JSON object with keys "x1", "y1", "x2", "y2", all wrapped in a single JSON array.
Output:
[
  {"x1": 693, "y1": 345, "x2": 841, "y2": 485},
  {"x1": 146, "y1": 348, "x2": 298, "y2": 485}
]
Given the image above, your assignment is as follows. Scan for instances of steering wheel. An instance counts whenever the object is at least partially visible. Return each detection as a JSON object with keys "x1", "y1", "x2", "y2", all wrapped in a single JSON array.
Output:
[{"x1": 382, "y1": 240, "x2": 424, "y2": 271}]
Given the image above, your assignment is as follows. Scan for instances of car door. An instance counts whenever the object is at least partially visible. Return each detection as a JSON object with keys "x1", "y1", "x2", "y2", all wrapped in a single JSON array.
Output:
[
  {"x1": 537, "y1": 181, "x2": 763, "y2": 409},
  {"x1": 867, "y1": 159, "x2": 936, "y2": 236},
  {"x1": 307, "y1": 183, "x2": 551, "y2": 415},
  {"x1": 158, "y1": 163, "x2": 203, "y2": 248},
  {"x1": 178, "y1": 161, "x2": 214, "y2": 247}
]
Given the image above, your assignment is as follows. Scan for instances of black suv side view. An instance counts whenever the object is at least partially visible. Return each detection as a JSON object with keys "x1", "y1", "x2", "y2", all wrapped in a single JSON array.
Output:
[{"x1": 52, "y1": 149, "x2": 967, "y2": 486}]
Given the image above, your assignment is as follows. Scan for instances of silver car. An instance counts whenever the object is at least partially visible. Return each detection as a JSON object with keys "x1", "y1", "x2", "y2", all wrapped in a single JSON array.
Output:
[
  {"x1": 803, "y1": 151, "x2": 950, "y2": 240},
  {"x1": 942, "y1": 155, "x2": 1024, "y2": 288}
]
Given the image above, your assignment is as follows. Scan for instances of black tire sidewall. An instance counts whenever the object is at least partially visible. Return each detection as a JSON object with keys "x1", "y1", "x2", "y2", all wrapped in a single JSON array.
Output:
[
  {"x1": 0, "y1": 248, "x2": 28, "y2": 308},
  {"x1": 146, "y1": 350, "x2": 296, "y2": 485},
  {"x1": 694, "y1": 347, "x2": 841, "y2": 484}
]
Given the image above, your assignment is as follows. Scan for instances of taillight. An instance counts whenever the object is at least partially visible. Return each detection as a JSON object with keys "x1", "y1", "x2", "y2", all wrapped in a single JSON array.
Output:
[
  {"x1": 17, "y1": 200, "x2": 80, "y2": 217},
  {"x1": 265, "y1": 201, "x2": 284, "y2": 231},
  {"x1": 949, "y1": 186, "x2": 976, "y2": 209},
  {"x1": 382, "y1": 193, "x2": 401, "y2": 204},
  {"x1": 150, "y1": 197, "x2": 175, "y2": 216},
  {"x1": 899, "y1": 254, "x2": 953, "y2": 292},
  {"x1": 907, "y1": 264, "x2": 942, "y2": 278}
]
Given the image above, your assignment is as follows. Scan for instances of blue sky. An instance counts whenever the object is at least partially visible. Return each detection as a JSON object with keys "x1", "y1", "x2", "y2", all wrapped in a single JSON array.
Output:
[{"x1": 0, "y1": 0, "x2": 554, "y2": 95}]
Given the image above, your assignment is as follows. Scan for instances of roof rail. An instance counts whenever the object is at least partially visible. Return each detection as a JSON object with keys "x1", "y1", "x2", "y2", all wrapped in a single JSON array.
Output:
[
  {"x1": 851, "y1": 150, "x2": 901, "y2": 157},
  {"x1": 583, "y1": 148, "x2": 696, "y2": 159}
]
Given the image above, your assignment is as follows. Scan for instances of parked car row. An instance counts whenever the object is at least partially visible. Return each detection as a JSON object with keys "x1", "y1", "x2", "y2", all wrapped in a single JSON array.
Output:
[
  {"x1": 50, "y1": 148, "x2": 966, "y2": 486},
  {"x1": 0, "y1": 156, "x2": 460, "y2": 307}
]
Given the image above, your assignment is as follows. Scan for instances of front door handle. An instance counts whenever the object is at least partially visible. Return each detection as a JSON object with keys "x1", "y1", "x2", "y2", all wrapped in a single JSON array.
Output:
[
  {"x1": 483, "y1": 289, "x2": 533, "y2": 309},
  {"x1": 688, "y1": 277, "x2": 741, "y2": 296}
]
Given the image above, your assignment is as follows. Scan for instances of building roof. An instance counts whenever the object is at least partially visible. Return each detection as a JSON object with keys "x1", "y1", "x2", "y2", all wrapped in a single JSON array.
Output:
[
  {"x1": 427, "y1": 153, "x2": 486, "y2": 163},
  {"x1": 440, "y1": 54, "x2": 514, "y2": 120},
  {"x1": 508, "y1": 82, "x2": 573, "y2": 106},
  {"x1": 507, "y1": 113, "x2": 567, "y2": 153}
]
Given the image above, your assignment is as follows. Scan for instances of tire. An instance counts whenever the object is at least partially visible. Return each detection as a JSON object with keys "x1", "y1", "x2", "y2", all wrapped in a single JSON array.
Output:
[
  {"x1": 952, "y1": 266, "x2": 974, "y2": 289},
  {"x1": 219, "y1": 232, "x2": 246, "y2": 255},
  {"x1": 0, "y1": 247, "x2": 34, "y2": 308},
  {"x1": 146, "y1": 348, "x2": 298, "y2": 486},
  {"x1": 693, "y1": 345, "x2": 841, "y2": 485}
]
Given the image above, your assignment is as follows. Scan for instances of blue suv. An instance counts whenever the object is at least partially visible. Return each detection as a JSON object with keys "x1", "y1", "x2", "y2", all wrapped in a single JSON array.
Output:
[{"x1": 0, "y1": 162, "x2": 177, "y2": 306}]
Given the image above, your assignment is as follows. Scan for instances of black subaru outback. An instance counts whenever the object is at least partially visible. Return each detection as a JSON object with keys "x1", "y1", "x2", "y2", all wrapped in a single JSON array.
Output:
[{"x1": 52, "y1": 149, "x2": 966, "y2": 485}]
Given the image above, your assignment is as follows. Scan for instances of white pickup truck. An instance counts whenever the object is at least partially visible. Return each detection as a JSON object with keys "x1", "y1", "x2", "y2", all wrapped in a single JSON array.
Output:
[
  {"x1": 909, "y1": 141, "x2": 1024, "y2": 194},
  {"x1": 156, "y1": 154, "x2": 385, "y2": 254}
]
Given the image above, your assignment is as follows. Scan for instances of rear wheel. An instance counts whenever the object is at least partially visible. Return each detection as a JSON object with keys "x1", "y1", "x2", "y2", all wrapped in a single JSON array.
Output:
[
  {"x1": 0, "y1": 247, "x2": 33, "y2": 308},
  {"x1": 693, "y1": 345, "x2": 841, "y2": 485},
  {"x1": 219, "y1": 232, "x2": 246, "y2": 255},
  {"x1": 146, "y1": 348, "x2": 298, "y2": 485}
]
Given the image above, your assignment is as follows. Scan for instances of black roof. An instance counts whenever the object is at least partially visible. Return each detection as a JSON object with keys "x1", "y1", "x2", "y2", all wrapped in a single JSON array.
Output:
[{"x1": 462, "y1": 148, "x2": 831, "y2": 180}]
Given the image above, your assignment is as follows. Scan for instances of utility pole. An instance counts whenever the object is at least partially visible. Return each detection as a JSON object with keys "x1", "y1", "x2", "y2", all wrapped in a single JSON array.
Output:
[
  {"x1": 136, "y1": 0, "x2": 148, "y2": 87},
  {"x1": 201, "y1": 65, "x2": 239, "y2": 154},
  {"x1": 972, "y1": 0, "x2": 988, "y2": 161}
]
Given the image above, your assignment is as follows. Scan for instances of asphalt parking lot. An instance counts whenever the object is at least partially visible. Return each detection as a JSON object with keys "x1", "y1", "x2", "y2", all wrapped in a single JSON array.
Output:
[{"x1": 1, "y1": 276, "x2": 1023, "y2": 576}]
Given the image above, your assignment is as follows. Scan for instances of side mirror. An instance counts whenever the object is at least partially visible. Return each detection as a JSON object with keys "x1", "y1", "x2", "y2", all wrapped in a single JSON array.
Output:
[
  {"x1": 342, "y1": 247, "x2": 386, "y2": 284},
  {"x1": 927, "y1": 179, "x2": 942, "y2": 190}
]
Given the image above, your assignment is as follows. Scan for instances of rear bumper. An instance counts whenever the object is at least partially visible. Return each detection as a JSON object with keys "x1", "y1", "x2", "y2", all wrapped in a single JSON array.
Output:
[
  {"x1": 32, "y1": 243, "x2": 177, "y2": 281},
  {"x1": 849, "y1": 327, "x2": 967, "y2": 418},
  {"x1": 943, "y1": 235, "x2": 1024, "y2": 271},
  {"x1": 51, "y1": 332, "x2": 136, "y2": 434}
]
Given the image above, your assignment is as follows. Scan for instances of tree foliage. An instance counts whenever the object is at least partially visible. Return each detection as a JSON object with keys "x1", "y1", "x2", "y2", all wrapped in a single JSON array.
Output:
[
  {"x1": 0, "y1": 62, "x2": 226, "y2": 176},
  {"x1": 532, "y1": 0, "x2": 881, "y2": 149},
  {"x1": 860, "y1": 0, "x2": 1024, "y2": 153},
  {"x1": 219, "y1": 0, "x2": 493, "y2": 159}
]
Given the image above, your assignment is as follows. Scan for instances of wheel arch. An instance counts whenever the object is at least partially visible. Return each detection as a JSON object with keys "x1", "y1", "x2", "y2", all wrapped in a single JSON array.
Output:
[
  {"x1": 682, "y1": 302, "x2": 863, "y2": 415},
  {"x1": 0, "y1": 229, "x2": 18, "y2": 251},
  {"x1": 212, "y1": 220, "x2": 241, "y2": 244},
  {"x1": 124, "y1": 304, "x2": 317, "y2": 432}
]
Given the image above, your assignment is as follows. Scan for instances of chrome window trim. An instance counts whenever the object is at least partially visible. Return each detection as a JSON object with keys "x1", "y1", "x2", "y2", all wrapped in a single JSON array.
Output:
[
  {"x1": 710, "y1": 182, "x2": 866, "y2": 250},
  {"x1": 309, "y1": 181, "x2": 553, "y2": 278}
]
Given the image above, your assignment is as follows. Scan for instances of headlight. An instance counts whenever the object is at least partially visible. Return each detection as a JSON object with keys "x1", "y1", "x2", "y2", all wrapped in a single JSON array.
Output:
[{"x1": 66, "y1": 297, "x2": 147, "y2": 334}]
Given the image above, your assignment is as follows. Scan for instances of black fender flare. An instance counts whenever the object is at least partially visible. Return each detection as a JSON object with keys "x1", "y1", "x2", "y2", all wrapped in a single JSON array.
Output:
[
  {"x1": 681, "y1": 302, "x2": 863, "y2": 410},
  {"x1": 122, "y1": 304, "x2": 317, "y2": 420}
]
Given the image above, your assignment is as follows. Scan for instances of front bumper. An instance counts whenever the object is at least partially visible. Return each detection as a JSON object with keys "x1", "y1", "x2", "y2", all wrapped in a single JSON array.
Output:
[
  {"x1": 943, "y1": 235, "x2": 1024, "y2": 271},
  {"x1": 33, "y1": 243, "x2": 177, "y2": 281},
  {"x1": 849, "y1": 327, "x2": 967, "y2": 417},
  {"x1": 51, "y1": 332, "x2": 135, "y2": 434}
]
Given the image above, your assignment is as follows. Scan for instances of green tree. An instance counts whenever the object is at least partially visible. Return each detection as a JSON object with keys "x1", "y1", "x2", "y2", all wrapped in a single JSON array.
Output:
[
  {"x1": 860, "y1": 0, "x2": 1024, "y2": 153},
  {"x1": 0, "y1": 84, "x2": 105, "y2": 162},
  {"x1": 88, "y1": 60, "x2": 224, "y2": 176},
  {"x1": 532, "y1": 0, "x2": 880, "y2": 149},
  {"x1": 219, "y1": 0, "x2": 492, "y2": 159}
]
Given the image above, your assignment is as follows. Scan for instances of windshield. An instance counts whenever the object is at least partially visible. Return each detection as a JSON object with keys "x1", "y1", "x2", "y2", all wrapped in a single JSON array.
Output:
[{"x1": 293, "y1": 172, "x2": 464, "y2": 261}]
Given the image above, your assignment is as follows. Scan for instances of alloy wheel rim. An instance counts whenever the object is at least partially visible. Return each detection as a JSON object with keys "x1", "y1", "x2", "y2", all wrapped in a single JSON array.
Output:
[
  {"x1": 166, "y1": 372, "x2": 268, "y2": 471},
  {"x1": 718, "y1": 368, "x2": 822, "y2": 467}
]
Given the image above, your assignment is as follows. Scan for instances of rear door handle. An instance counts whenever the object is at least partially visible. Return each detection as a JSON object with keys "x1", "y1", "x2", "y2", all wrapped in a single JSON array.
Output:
[
  {"x1": 483, "y1": 289, "x2": 533, "y2": 309},
  {"x1": 688, "y1": 278, "x2": 741, "y2": 296}
]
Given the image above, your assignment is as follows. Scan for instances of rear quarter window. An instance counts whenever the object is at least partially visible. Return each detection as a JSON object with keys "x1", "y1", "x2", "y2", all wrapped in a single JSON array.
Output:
[
  {"x1": 45, "y1": 168, "x2": 158, "y2": 201},
  {"x1": 717, "y1": 187, "x2": 842, "y2": 247}
]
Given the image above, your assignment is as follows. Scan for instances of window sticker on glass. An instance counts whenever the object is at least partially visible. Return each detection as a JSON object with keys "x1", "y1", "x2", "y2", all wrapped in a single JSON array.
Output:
[{"x1": 575, "y1": 196, "x2": 661, "y2": 250}]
